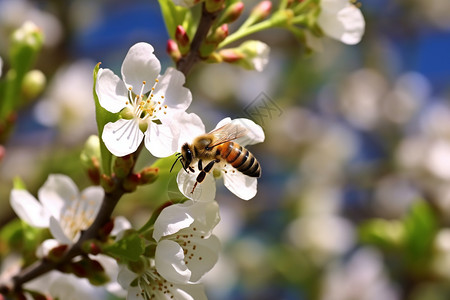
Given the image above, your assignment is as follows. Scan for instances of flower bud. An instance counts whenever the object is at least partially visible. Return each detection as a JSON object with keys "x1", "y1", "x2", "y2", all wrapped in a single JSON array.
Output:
[
  {"x1": 251, "y1": 1, "x2": 272, "y2": 22},
  {"x1": 219, "y1": 40, "x2": 270, "y2": 72},
  {"x1": 218, "y1": 2, "x2": 244, "y2": 25},
  {"x1": 82, "y1": 240, "x2": 103, "y2": 255},
  {"x1": 10, "y1": 21, "x2": 44, "y2": 74},
  {"x1": 80, "y1": 135, "x2": 101, "y2": 185},
  {"x1": 21, "y1": 69, "x2": 46, "y2": 100},
  {"x1": 138, "y1": 166, "x2": 159, "y2": 185},
  {"x1": 205, "y1": 0, "x2": 225, "y2": 13},
  {"x1": 175, "y1": 25, "x2": 190, "y2": 55},
  {"x1": 167, "y1": 39, "x2": 182, "y2": 62},
  {"x1": 113, "y1": 154, "x2": 135, "y2": 179},
  {"x1": 207, "y1": 24, "x2": 229, "y2": 43},
  {"x1": 47, "y1": 244, "x2": 69, "y2": 262},
  {"x1": 200, "y1": 24, "x2": 229, "y2": 57}
]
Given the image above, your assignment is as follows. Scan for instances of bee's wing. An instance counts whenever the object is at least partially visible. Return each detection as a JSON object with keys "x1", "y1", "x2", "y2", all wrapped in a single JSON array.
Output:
[{"x1": 207, "y1": 122, "x2": 248, "y2": 147}]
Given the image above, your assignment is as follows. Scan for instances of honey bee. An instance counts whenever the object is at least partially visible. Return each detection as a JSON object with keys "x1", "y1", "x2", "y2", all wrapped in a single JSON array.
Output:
[{"x1": 171, "y1": 122, "x2": 261, "y2": 193}]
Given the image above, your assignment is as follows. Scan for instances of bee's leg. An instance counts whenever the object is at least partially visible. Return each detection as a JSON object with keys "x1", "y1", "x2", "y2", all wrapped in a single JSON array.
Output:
[{"x1": 191, "y1": 159, "x2": 219, "y2": 194}]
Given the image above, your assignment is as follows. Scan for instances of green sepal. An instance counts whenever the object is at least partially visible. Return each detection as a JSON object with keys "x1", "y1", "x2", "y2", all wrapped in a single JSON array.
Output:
[
  {"x1": 158, "y1": 0, "x2": 190, "y2": 40},
  {"x1": 103, "y1": 231, "x2": 145, "y2": 262},
  {"x1": 92, "y1": 63, "x2": 119, "y2": 177}
]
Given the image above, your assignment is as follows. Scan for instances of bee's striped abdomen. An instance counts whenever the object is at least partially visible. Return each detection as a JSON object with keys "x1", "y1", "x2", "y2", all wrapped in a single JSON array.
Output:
[{"x1": 218, "y1": 142, "x2": 261, "y2": 177}]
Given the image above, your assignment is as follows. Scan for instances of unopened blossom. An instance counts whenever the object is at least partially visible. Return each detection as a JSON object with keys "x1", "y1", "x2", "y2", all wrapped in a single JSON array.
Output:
[
  {"x1": 96, "y1": 42, "x2": 199, "y2": 157},
  {"x1": 118, "y1": 259, "x2": 208, "y2": 300},
  {"x1": 153, "y1": 200, "x2": 221, "y2": 284},
  {"x1": 317, "y1": 0, "x2": 365, "y2": 45},
  {"x1": 177, "y1": 118, "x2": 265, "y2": 201},
  {"x1": 220, "y1": 40, "x2": 270, "y2": 72},
  {"x1": 10, "y1": 174, "x2": 103, "y2": 245}
]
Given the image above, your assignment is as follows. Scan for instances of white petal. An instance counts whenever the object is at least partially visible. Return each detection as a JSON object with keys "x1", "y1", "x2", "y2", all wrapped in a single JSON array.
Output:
[
  {"x1": 185, "y1": 200, "x2": 221, "y2": 237},
  {"x1": 49, "y1": 216, "x2": 73, "y2": 244},
  {"x1": 185, "y1": 235, "x2": 221, "y2": 283},
  {"x1": 153, "y1": 200, "x2": 220, "y2": 241},
  {"x1": 95, "y1": 68, "x2": 129, "y2": 113},
  {"x1": 111, "y1": 216, "x2": 132, "y2": 236},
  {"x1": 213, "y1": 117, "x2": 264, "y2": 146},
  {"x1": 174, "y1": 112, "x2": 206, "y2": 147},
  {"x1": 155, "y1": 239, "x2": 192, "y2": 284},
  {"x1": 318, "y1": 3, "x2": 365, "y2": 45},
  {"x1": 320, "y1": 0, "x2": 348, "y2": 13},
  {"x1": 10, "y1": 189, "x2": 50, "y2": 227},
  {"x1": 144, "y1": 121, "x2": 178, "y2": 158},
  {"x1": 121, "y1": 42, "x2": 161, "y2": 94},
  {"x1": 102, "y1": 119, "x2": 144, "y2": 157},
  {"x1": 176, "y1": 168, "x2": 217, "y2": 202},
  {"x1": 153, "y1": 67, "x2": 192, "y2": 112},
  {"x1": 117, "y1": 265, "x2": 137, "y2": 289},
  {"x1": 38, "y1": 174, "x2": 79, "y2": 220},
  {"x1": 153, "y1": 201, "x2": 196, "y2": 242},
  {"x1": 223, "y1": 170, "x2": 258, "y2": 200},
  {"x1": 95, "y1": 254, "x2": 127, "y2": 298},
  {"x1": 79, "y1": 186, "x2": 104, "y2": 222}
]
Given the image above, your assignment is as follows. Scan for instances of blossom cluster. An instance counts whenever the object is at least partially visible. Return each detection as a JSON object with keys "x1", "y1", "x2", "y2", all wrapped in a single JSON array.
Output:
[{"x1": 1, "y1": 0, "x2": 367, "y2": 299}]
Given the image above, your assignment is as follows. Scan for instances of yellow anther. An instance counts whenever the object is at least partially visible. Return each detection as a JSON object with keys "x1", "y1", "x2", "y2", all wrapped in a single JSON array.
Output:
[
  {"x1": 128, "y1": 87, "x2": 132, "y2": 91},
  {"x1": 161, "y1": 95, "x2": 165, "y2": 99},
  {"x1": 152, "y1": 87, "x2": 155, "y2": 90},
  {"x1": 164, "y1": 105, "x2": 168, "y2": 108},
  {"x1": 164, "y1": 112, "x2": 167, "y2": 114},
  {"x1": 158, "y1": 101, "x2": 161, "y2": 104},
  {"x1": 155, "y1": 79, "x2": 159, "y2": 82},
  {"x1": 142, "y1": 81, "x2": 146, "y2": 84}
]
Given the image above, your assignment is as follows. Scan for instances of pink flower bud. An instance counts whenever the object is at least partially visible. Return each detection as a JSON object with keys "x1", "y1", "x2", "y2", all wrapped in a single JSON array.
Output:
[
  {"x1": 175, "y1": 25, "x2": 190, "y2": 47},
  {"x1": 167, "y1": 39, "x2": 182, "y2": 62},
  {"x1": 251, "y1": 1, "x2": 272, "y2": 21},
  {"x1": 220, "y1": 2, "x2": 244, "y2": 24},
  {"x1": 219, "y1": 49, "x2": 244, "y2": 63}
]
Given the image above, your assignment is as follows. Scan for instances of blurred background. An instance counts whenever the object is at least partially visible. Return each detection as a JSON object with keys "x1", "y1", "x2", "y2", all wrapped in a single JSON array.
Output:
[{"x1": 1, "y1": 0, "x2": 450, "y2": 299}]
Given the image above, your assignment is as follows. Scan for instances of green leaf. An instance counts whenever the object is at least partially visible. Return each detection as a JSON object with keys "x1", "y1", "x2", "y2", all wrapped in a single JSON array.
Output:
[
  {"x1": 359, "y1": 218, "x2": 405, "y2": 250},
  {"x1": 403, "y1": 200, "x2": 438, "y2": 261},
  {"x1": 92, "y1": 63, "x2": 118, "y2": 176},
  {"x1": 104, "y1": 232, "x2": 144, "y2": 262},
  {"x1": 157, "y1": 0, "x2": 190, "y2": 39}
]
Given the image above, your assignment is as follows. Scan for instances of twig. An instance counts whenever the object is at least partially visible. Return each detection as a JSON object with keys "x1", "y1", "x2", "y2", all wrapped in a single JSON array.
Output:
[
  {"x1": 176, "y1": 3, "x2": 220, "y2": 76},
  {"x1": 2, "y1": 144, "x2": 145, "y2": 294}
]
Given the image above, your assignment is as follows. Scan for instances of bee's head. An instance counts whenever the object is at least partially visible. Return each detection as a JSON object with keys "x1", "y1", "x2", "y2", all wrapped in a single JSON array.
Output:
[{"x1": 170, "y1": 143, "x2": 193, "y2": 173}]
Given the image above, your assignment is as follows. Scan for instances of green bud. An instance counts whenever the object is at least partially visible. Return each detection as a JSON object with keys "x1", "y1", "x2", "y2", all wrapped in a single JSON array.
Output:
[
  {"x1": 80, "y1": 135, "x2": 101, "y2": 185},
  {"x1": 21, "y1": 69, "x2": 46, "y2": 100},
  {"x1": 205, "y1": 0, "x2": 225, "y2": 13},
  {"x1": 10, "y1": 21, "x2": 44, "y2": 75}
]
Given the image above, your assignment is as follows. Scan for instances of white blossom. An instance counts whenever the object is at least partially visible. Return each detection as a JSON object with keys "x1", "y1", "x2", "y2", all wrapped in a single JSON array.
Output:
[
  {"x1": 9, "y1": 174, "x2": 103, "y2": 245},
  {"x1": 318, "y1": 0, "x2": 365, "y2": 45},
  {"x1": 96, "y1": 42, "x2": 197, "y2": 157},
  {"x1": 153, "y1": 200, "x2": 221, "y2": 284}
]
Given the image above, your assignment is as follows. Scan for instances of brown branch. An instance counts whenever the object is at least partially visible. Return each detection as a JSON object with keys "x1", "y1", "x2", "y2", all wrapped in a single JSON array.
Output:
[
  {"x1": 1, "y1": 144, "x2": 145, "y2": 295},
  {"x1": 176, "y1": 3, "x2": 220, "y2": 76}
]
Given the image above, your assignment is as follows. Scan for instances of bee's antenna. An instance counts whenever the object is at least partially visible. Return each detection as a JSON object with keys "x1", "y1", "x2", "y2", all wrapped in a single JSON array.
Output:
[{"x1": 170, "y1": 155, "x2": 182, "y2": 173}]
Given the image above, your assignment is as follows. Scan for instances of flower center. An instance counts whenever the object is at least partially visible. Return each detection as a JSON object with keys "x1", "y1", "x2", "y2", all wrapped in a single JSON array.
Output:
[
  {"x1": 60, "y1": 194, "x2": 98, "y2": 242},
  {"x1": 172, "y1": 227, "x2": 205, "y2": 266},
  {"x1": 135, "y1": 268, "x2": 176, "y2": 300},
  {"x1": 126, "y1": 79, "x2": 168, "y2": 122}
]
